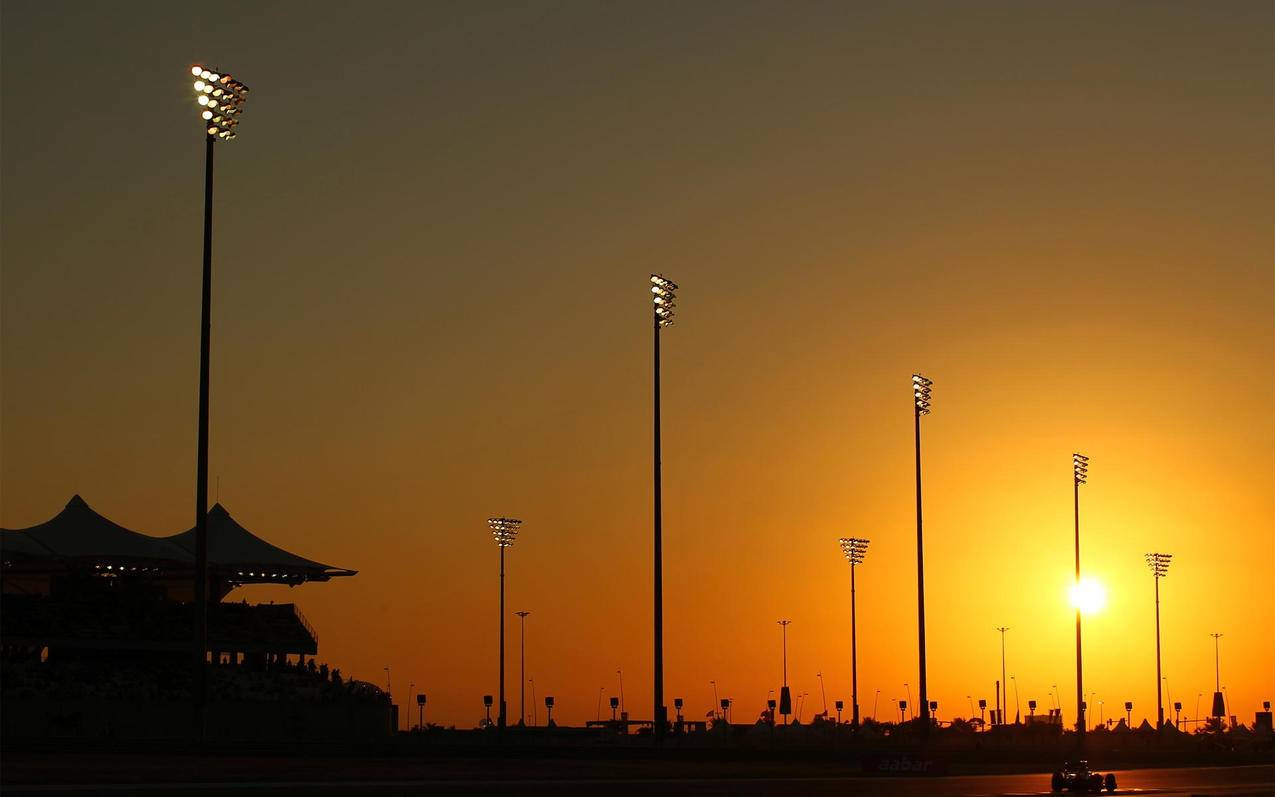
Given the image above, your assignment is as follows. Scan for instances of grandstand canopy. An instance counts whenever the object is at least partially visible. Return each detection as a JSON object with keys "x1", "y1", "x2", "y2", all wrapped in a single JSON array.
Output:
[{"x1": 1, "y1": 496, "x2": 355, "y2": 590}]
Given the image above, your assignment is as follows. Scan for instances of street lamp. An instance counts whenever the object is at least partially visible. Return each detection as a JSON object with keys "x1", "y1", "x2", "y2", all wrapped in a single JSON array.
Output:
[
  {"x1": 1145, "y1": 553, "x2": 1172, "y2": 728},
  {"x1": 1210, "y1": 633, "x2": 1225, "y2": 718},
  {"x1": 489, "y1": 517, "x2": 523, "y2": 730},
  {"x1": 778, "y1": 619, "x2": 793, "y2": 724},
  {"x1": 1072, "y1": 452, "x2": 1089, "y2": 746},
  {"x1": 187, "y1": 62, "x2": 249, "y2": 741},
  {"x1": 839, "y1": 537, "x2": 869, "y2": 727},
  {"x1": 996, "y1": 627, "x2": 1009, "y2": 725},
  {"x1": 651, "y1": 273, "x2": 678, "y2": 741},
  {"x1": 515, "y1": 610, "x2": 531, "y2": 726},
  {"x1": 912, "y1": 373, "x2": 933, "y2": 726}
]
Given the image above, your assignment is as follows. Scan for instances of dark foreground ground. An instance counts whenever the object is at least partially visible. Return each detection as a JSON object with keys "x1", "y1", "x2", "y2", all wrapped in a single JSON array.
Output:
[{"x1": 1, "y1": 749, "x2": 1271, "y2": 796}]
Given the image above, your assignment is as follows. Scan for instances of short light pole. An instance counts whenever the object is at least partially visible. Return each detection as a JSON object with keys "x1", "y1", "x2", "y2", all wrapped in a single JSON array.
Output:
[
  {"x1": 1011, "y1": 676, "x2": 1020, "y2": 723},
  {"x1": 545, "y1": 696, "x2": 555, "y2": 727},
  {"x1": 186, "y1": 62, "x2": 249, "y2": 742},
  {"x1": 1210, "y1": 633, "x2": 1225, "y2": 719},
  {"x1": 530, "y1": 678, "x2": 538, "y2": 726},
  {"x1": 651, "y1": 273, "x2": 678, "y2": 741},
  {"x1": 483, "y1": 694, "x2": 493, "y2": 727},
  {"x1": 996, "y1": 627, "x2": 1009, "y2": 725},
  {"x1": 839, "y1": 537, "x2": 869, "y2": 727},
  {"x1": 1125, "y1": 701, "x2": 1132, "y2": 728},
  {"x1": 516, "y1": 610, "x2": 531, "y2": 726},
  {"x1": 778, "y1": 619, "x2": 793, "y2": 724},
  {"x1": 489, "y1": 517, "x2": 524, "y2": 730},
  {"x1": 416, "y1": 693, "x2": 426, "y2": 729},
  {"x1": 912, "y1": 374, "x2": 934, "y2": 726},
  {"x1": 1145, "y1": 552, "x2": 1172, "y2": 728},
  {"x1": 1072, "y1": 452, "x2": 1089, "y2": 747},
  {"x1": 407, "y1": 682, "x2": 414, "y2": 731},
  {"x1": 835, "y1": 700, "x2": 844, "y2": 724}
]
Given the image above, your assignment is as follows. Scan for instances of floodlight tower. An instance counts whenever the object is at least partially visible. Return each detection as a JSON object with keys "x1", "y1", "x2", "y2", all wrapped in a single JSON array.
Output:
[
  {"x1": 1072, "y1": 453, "x2": 1089, "y2": 747},
  {"x1": 1145, "y1": 553, "x2": 1173, "y2": 728},
  {"x1": 489, "y1": 517, "x2": 523, "y2": 730},
  {"x1": 912, "y1": 374, "x2": 933, "y2": 726},
  {"x1": 651, "y1": 273, "x2": 677, "y2": 740},
  {"x1": 839, "y1": 537, "x2": 870, "y2": 727},
  {"x1": 186, "y1": 63, "x2": 248, "y2": 742}
]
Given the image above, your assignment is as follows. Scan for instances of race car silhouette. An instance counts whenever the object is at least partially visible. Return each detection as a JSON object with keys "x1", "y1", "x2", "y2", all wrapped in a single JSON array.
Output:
[{"x1": 1051, "y1": 761, "x2": 1117, "y2": 792}]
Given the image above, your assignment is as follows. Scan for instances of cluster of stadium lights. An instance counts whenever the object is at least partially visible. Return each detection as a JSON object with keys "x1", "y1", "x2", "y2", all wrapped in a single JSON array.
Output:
[
  {"x1": 488, "y1": 517, "x2": 522, "y2": 548},
  {"x1": 191, "y1": 65, "x2": 248, "y2": 140},
  {"x1": 651, "y1": 275, "x2": 678, "y2": 328},
  {"x1": 912, "y1": 374, "x2": 933, "y2": 415},
  {"x1": 1073, "y1": 453, "x2": 1089, "y2": 485},
  {"x1": 94, "y1": 564, "x2": 160, "y2": 573},
  {"x1": 1145, "y1": 552, "x2": 1172, "y2": 578},
  {"x1": 839, "y1": 537, "x2": 870, "y2": 566}
]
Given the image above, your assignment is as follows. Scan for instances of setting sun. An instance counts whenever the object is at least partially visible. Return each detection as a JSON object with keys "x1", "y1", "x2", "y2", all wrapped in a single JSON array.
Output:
[{"x1": 1069, "y1": 578, "x2": 1108, "y2": 615}]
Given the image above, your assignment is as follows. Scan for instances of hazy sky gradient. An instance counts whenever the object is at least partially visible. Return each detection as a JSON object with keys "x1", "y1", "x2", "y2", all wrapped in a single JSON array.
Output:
[{"x1": 3, "y1": 1, "x2": 1272, "y2": 728}]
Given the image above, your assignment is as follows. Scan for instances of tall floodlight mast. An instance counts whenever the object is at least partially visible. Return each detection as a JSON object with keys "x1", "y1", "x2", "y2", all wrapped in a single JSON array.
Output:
[
  {"x1": 912, "y1": 374, "x2": 933, "y2": 726},
  {"x1": 186, "y1": 63, "x2": 248, "y2": 742},
  {"x1": 839, "y1": 537, "x2": 870, "y2": 727},
  {"x1": 1145, "y1": 553, "x2": 1173, "y2": 728},
  {"x1": 489, "y1": 517, "x2": 523, "y2": 730},
  {"x1": 651, "y1": 274, "x2": 677, "y2": 740}
]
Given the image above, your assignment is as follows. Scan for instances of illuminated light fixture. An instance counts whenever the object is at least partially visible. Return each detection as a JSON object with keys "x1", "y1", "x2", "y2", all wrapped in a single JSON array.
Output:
[
  {"x1": 489, "y1": 517, "x2": 522, "y2": 547},
  {"x1": 1073, "y1": 453, "x2": 1089, "y2": 485},
  {"x1": 840, "y1": 537, "x2": 869, "y2": 566},
  {"x1": 912, "y1": 374, "x2": 933, "y2": 416},
  {"x1": 651, "y1": 274, "x2": 678, "y2": 328},
  {"x1": 189, "y1": 64, "x2": 248, "y2": 141},
  {"x1": 1145, "y1": 552, "x2": 1172, "y2": 578}
]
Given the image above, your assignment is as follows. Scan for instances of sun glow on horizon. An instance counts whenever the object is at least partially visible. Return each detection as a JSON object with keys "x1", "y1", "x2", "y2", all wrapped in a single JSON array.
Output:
[{"x1": 1069, "y1": 578, "x2": 1108, "y2": 615}]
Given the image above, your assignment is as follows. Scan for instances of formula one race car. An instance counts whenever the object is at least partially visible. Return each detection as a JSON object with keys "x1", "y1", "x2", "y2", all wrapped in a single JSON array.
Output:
[{"x1": 1051, "y1": 761, "x2": 1117, "y2": 793}]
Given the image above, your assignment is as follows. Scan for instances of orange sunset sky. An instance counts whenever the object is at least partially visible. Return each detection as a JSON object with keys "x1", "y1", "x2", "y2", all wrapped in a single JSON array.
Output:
[{"x1": 2, "y1": 1, "x2": 1272, "y2": 728}]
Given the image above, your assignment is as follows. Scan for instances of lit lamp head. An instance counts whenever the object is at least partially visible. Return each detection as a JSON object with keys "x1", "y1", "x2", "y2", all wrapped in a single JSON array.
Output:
[
  {"x1": 1145, "y1": 552, "x2": 1172, "y2": 578},
  {"x1": 839, "y1": 537, "x2": 870, "y2": 566},
  {"x1": 1073, "y1": 453, "x2": 1089, "y2": 486},
  {"x1": 912, "y1": 374, "x2": 933, "y2": 416},
  {"x1": 190, "y1": 64, "x2": 248, "y2": 141},
  {"x1": 488, "y1": 517, "x2": 522, "y2": 548},
  {"x1": 651, "y1": 274, "x2": 678, "y2": 328}
]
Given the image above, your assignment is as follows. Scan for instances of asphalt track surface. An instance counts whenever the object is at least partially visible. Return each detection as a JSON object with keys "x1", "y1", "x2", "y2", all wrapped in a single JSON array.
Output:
[{"x1": 3, "y1": 765, "x2": 1271, "y2": 795}]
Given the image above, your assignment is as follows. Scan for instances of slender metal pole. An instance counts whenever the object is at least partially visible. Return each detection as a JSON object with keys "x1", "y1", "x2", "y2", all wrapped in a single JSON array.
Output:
[
  {"x1": 192, "y1": 131, "x2": 215, "y2": 742},
  {"x1": 519, "y1": 613, "x2": 527, "y2": 726},
  {"x1": 1212, "y1": 634, "x2": 1221, "y2": 693},
  {"x1": 653, "y1": 316, "x2": 665, "y2": 739},
  {"x1": 1074, "y1": 479, "x2": 1085, "y2": 748},
  {"x1": 914, "y1": 405, "x2": 929, "y2": 726},
  {"x1": 850, "y1": 563, "x2": 860, "y2": 727},
  {"x1": 499, "y1": 545, "x2": 506, "y2": 729},
  {"x1": 1154, "y1": 575, "x2": 1163, "y2": 728},
  {"x1": 997, "y1": 627, "x2": 1008, "y2": 724}
]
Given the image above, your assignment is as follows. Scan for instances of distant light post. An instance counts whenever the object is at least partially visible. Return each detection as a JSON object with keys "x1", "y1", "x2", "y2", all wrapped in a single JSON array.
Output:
[
  {"x1": 839, "y1": 537, "x2": 870, "y2": 727},
  {"x1": 1145, "y1": 552, "x2": 1172, "y2": 728},
  {"x1": 489, "y1": 517, "x2": 523, "y2": 730},
  {"x1": 835, "y1": 700, "x2": 844, "y2": 724},
  {"x1": 483, "y1": 694, "x2": 493, "y2": 726},
  {"x1": 912, "y1": 373, "x2": 933, "y2": 726},
  {"x1": 817, "y1": 672, "x2": 827, "y2": 716},
  {"x1": 186, "y1": 62, "x2": 249, "y2": 742},
  {"x1": 610, "y1": 696, "x2": 620, "y2": 722},
  {"x1": 778, "y1": 620, "x2": 793, "y2": 724},
  {"x1": 1011, "y1": 675, "x2": 1020, "y2": 724},
  {"x1": 515, "y1": 611, "x2": 531, "y2": 726},
  {"x1": 873, "y1": 689, "x2": 880, "y2": 721},
  {"x1": 996, "y1": 627, "x2": 1009, "y2": 725},
  {"x1": 407, "y1": 682, "x2": 414, "y2": 731},
  {"x1": 416, "y1": 693, "x2": 426, "y2": 729},
  {"x1": 1124, "y1": 701, "x2": 1133, "y2": 728},
  {"x1": 617, "y1": 667, "x2": 625, "y2": 714},
  {"x1": 545, "y1": 696, "x2": 555, "y2": 726},
  {"x1": 1072, "y1": 452, "x2": 1089, "y2": 745},
  {"x1": 651, "y1": 273, "x2": 678, "y2": 740},
  {"x1": 1210, "y1": 633, "x2": 1224, "y2": 718},
  {"x1": 905, "y1": 682, "x2": 913, "y2": 719}
]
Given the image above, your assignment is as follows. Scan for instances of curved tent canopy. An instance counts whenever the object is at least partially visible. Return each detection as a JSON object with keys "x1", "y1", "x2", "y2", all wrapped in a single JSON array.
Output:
[
  {"x1": 0, "y1": 495, "x2": 189, "y2": 563},
  {"x1": 166, "y1": 503, "x2": 356, "y2": 582}
]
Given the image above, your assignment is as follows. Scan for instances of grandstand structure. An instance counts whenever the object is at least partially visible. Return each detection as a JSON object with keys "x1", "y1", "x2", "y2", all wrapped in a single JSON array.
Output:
[{"x1": 1, "y1": 495, "x2": 355, "y2": 664}]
